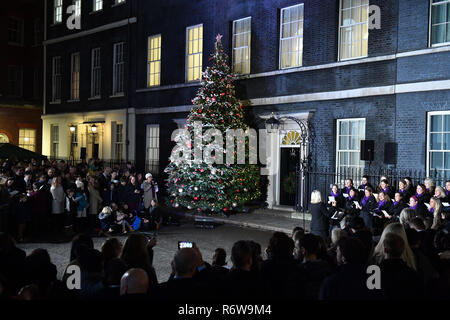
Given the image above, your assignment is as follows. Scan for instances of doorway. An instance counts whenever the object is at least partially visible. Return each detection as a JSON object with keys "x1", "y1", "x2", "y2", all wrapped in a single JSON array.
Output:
[{"x1": 279, "y1": 147, "x2": 299, "y2": 206}]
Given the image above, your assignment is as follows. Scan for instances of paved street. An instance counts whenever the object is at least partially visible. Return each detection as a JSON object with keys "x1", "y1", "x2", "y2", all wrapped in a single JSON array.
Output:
[{"x1": 17, "y1": 222, "x2": 274, "y2": 283}]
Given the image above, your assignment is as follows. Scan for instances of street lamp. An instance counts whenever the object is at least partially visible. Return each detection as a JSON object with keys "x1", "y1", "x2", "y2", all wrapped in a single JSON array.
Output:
[
  {"x1": 264, "y1": 113, "x2": 310, "y2": 229},
  {"x1": 91, "y1": 124, "x2": 97, "y2": 159},
  {"x1": 69, "y1": 124, "x2": 76, "y2": 164}
]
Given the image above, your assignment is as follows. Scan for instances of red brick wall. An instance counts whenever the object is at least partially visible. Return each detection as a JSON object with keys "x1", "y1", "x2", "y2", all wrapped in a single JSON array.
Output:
[{"x1": 0, "y1": 106, "x2": 42, "y2": 153}]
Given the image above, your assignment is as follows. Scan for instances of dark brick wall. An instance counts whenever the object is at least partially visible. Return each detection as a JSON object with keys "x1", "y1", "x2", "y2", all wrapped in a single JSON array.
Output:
[
  {"x1": 397, "y1": 52, "x2": 450, "y2": 84},
  {"x1": 395, "y1": 90, "x2": 450, "y2": 170},
  {"x1": 397, "y1": 0, "x2": 429, "y2": 52}
]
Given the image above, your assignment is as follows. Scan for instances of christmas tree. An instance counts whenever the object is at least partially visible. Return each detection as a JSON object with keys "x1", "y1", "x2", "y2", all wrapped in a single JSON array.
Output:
[{"x1": 164, "y1": 34, "x2": 261, "y2": 214}]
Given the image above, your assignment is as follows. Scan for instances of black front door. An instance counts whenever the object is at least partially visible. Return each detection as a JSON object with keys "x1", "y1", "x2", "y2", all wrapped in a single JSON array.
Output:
[{"x1": 279, "y1": 148, "x2": 300, "y2": 206}]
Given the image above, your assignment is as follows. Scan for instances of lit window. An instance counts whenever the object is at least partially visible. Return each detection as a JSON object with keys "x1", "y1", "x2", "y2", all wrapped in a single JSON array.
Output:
[
  {"x1": 431, "y1": 0, "x2": 450, "y2": 46},
  {"x1": 113, "y1": 42, "x2": 125, "y2": 95},
  {"x1": 91, "y1": 48, "x2": 101, "y2": 97},
  {"x1": 93, "y1": 0, "x2": 103, "y2": 12},
  {"x1": 186, "y1": 24, "x2": 203, "y2": 82},
  {"x1": 427, "y1": 112, "x2": 450, "y2": 180},
  {"x1": 146, "y1": 125, "x2": 160, "y2": 174},
  {"x1": 71, "y1": 53, "x2": 80, "y2": 100},
  {"x1": 339, "y1": 0, "x2": 369, "y2": 60},
  {"x1": 280, "y1": 4, "x2": 304, "y2": 69},
  {"x1": 73, "y1": 0, "x2": 81, "y2": 16},
  {"x1": 147, "y1": 34, "x2": 161, "y2": 87},
  {"x1": 19, "y1": 129, "x2": 36, "y2": 152},
  {"x1": 51, "y1": 125, "x2": 59, "y2": 158},
  {"x1": 54, "y1": 0, "x2": 62, "y2": 24},
  {"x1": 336, "y1": 118, "x2": 365, "y2": 181},
  {"x1": 232, "y1": 17, "x2": 251, "y2": 74}
]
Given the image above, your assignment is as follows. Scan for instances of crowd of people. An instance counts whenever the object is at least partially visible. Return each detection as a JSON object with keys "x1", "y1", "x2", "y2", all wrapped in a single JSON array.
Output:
[
  {"x1": 0, "y1": 158, "x2": 167, "y2": 242},
  {"x1": 1, "y1": 160, "x2": 450, "y2": 300}
]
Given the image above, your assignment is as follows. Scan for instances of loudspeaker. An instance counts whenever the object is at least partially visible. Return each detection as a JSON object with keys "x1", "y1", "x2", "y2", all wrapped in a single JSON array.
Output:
[
  {"x1": 360, "y1": 140, "x2": 374, "y2": 161},
  {"x1": 80, "y1": 147, "x2": 86, "y2": 160},
  {"x1": 384, "y1": 142, "x2": 397, "y2": 165}
]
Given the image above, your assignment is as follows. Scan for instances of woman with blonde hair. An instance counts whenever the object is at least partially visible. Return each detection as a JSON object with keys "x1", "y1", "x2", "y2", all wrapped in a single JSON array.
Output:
[
  {"x1": 424, "y1": 178, "x2": 435, "y2": 197},
  {"x1": 50, "y1": 176, "x2": 65, "y2": 234},
  {"x1": 399, "y1": 207, "x2": 419, "y2": 228},
  {"x1": 310, "y1": 190, "x2": 332, "y2": 240},
  {"x1": 434, "y1": 186, "x2": 446, "y2": 200},
  {"x1": 372, "y1": 222, "x2": 416, "y2": 270}
]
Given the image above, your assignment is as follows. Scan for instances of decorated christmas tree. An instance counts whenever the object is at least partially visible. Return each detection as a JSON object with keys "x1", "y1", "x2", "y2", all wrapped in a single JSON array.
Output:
[{"x1": 164, "y1": 34, "x2": 260, "y2": 214}]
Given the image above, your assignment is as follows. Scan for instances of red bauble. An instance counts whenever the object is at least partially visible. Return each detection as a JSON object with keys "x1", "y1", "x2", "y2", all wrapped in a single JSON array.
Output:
[
  {"x1": 223, "y1": 207, "x2": 229, "y2": 212},
  {"x1": 194, "y1": 197, "x2": 199, "y2": 200}
]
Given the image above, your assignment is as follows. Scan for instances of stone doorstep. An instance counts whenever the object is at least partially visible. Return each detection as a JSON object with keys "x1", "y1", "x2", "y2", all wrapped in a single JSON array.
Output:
[{"x1": 252, "y1": 208, "x2": 312, "y2": 221}]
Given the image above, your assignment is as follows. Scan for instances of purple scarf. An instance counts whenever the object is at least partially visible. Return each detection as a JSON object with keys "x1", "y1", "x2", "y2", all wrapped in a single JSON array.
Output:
[
  {"x1": 348, "y1": 196, "x2": 353, "y2": 201},
  {"x1": 331, "y1": 191, "x2": 340, "y2": 198},
  {"x1": 430, "y1": 207, "x2": 435, "y2": 213},
  {"x1": 378, "y1": 200, "x2": 386, "y2": 209},
  {"x1": 362, "y1": 196, "x2": 370, "y2": 207},
  {"x1": 393, "y1": 201, "x2": 398, "y2": 206},
  {"x1": 415, "y1": 192, "x2": 423, "y2": 198},
  {"x1": 382, "y1": 187, "x2": 390, "y2": 194},
  {"x1": 446, "y1": 190, "x2": 450, "y2": 197},
  {"x1": 345, "y1": 187, "x2": 352, "y2": 194},
  {"x1": 410, "y1": 204, "x2": 418, "y2": 210}
]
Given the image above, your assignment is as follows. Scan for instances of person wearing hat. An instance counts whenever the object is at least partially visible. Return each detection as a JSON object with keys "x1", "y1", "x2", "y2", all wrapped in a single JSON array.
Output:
[{"x1": 143, "y1": 173, "x2": 158, "y2": 211}]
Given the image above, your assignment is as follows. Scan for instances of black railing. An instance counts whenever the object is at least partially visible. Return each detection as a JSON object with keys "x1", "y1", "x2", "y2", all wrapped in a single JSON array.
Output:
[
  {"x1": 47, "y1": 157, "x2": 137, "y2": 170},
  {"x1": 303, "y1": 166, "x2": 445, "y2": 212}
]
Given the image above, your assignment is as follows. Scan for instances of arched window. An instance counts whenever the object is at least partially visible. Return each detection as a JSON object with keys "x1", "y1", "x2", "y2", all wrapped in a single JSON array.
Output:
[{"x1": 0, "y1": 133, "x2": 9, "y2": 143}]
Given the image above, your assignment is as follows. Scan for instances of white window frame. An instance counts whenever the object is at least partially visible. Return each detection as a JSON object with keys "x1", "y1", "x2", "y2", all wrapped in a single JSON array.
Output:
[
  {"x1": 338, "y1": 0, "x2": 369, "y2": 61},
  {"x1": 8, "y1": 16, "x2": 24, "y2": 46},
  {"x1": 91, "y1": 48, "x2": 101, "y2": 97},
  {"x1": 185, "y1": 24, "x2": 203, "y2": 82},
  {"x1": 93, "y1": 0, "x2": 103, "y2": 12},
  {"x1": 336, "y1": 118, "x2": 366, "y2": 181},
  {"x1": 426, "y1": 111, "x2": 450, "y2": 178},
  {"x1": 279, "y1": 4, "x2": 304, "y2": 69},
  {"x1": 113, "y1": 42, "x2": 125, "y2": 95},
  {"x1": 54, "y1": 0, "x2": 62, "y2": 24},
  {"x1": 147, "y1": 34, "x2": 161, "y2": 87},
  {"x1": 146, "y1": 124, "x2": 160, "y2": 174},
  {"x1": 429, "y1": 0, "x2": 450, "y2": 47},
  {"x1": 52, "y1": 56, "x2": 61, "y2": 102},
  {"x1": 232, "y1": 17, "x2": 252, "y2": 74},
  {"x1": 19, "y1": 129, "x2": 36, "y2": 152},
  {"x1": 51, "y1": 124, "x2": 59, "y2": 158},
  {"x1": 70, "y1": 52, "x2": 80, "y2": 100},
  {"x1": 115, "y1": 123, "x2": 124, "y2": 160}
]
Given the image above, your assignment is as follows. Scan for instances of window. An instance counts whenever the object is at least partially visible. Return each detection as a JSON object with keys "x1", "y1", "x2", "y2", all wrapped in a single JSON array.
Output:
[
  {"x1": 19, "y1": 129, "x2": 36, "y2": 152},
  {"x1": 427, "y1": 112, "x2": 450, "y2": 179},
  {"x1": 431, "y1": 0, "x2": 450, "y2": 46},
  {"x1": 146, "y1": 125, "x2": 160, "y2": 174},
  {"x1": 33, "y1": 18, "x2": 41, "y2": 46},
  {"x1": 113, "y1": 42, "x2": 125, "y2": 95},
  {"x1": 115, "y1": 0, "x2": 125, "y2": 4},
  {"x1": 93, "y1": 0, "x2": 103, "y2": 11},
  {"x1": 71, "y1": 53, "x2": 80, "y2": 100},
  {"x1": 52, "y1": 57, "x2": 62, "y2": 102},
  {"x1": 280, "y1": 4, "x2": 304, "y2": 69},
  {"x1": 232, "y1": 17, "x2": 251, "y2": 74},
  {"x1": 91, "y1": 48, "x2": 101, "y2": 97},
  {"x1": 0, "y1": 133, "x2": 9, "y2": 143},
  {"x1": 8, "y1": 66, "x2": 23, "y2": 97},
  {"x1": 336, "y1": 119, "x2": 365, "y2": 179},
  {"x1": 54, "y1": 0, "x2": 62, "y2": 24},
  {"x1": 74, "y1": 0, "x2": 81, "y2": 16},
  {"x1": 339, "y1": 0, "x2": 369, "y2": 60},
  {"x1": 51, "y1": 125, "x2": 59, "y2": 158},
  {"x1": 186, "y1": 24, "x2": 203, "y2": 82},
  {"x1": 8, "y1": 17, "x2": 24, "y2": 45},
  {"x1": 115, "y1": 124, "x2": 124, "y2": 160},
  {"x1": 147, "y1": 35, "x2": 161, "y2": 87}
]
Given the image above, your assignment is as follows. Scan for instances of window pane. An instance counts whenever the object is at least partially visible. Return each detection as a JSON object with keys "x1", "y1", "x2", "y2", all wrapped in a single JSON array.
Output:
[
  {"x1": 444, "y1": 133, "x2": 450, "y2": 150},
  {"x1": 431, "y1": 115, "x2": 443, "y2": 132},
  {"x1": 339, "y1": 136, "x2": 349, "y2": 150},
  {"x1": 431, "y1": 133, "x2": 442, "y2": 150},
  {"x1": 431, "y1": 152, "x2": 444, "y2": 169},
  {"x1": 340, "y1": 121, "x2": 349, "y2": 135}
]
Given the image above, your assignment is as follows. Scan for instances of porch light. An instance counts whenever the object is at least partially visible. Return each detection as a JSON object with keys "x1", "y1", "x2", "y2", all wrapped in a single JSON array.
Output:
[
  {"x1": 69, "y1": 125, "x2": 76, "y2": 133},
  {"x1": 91, "y1": 124, "x2": 98, "y2": 133},
  {"x1": 265, "y1": 112, "x2": 280, "y2": 133}
]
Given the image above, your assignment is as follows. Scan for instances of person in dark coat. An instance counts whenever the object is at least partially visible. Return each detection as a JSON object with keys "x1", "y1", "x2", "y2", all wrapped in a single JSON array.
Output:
[
  {"x1": 387, "y1": 192, "x2": 407, "y2": 222},
  {"x1": 28, "y1": 182, "x2": 50, "y2": 238},
  {"x1": 341, "y1": 179, "x2": 354, "y2": 196},
  {"x1": 415, "y1": 184, "x2": 431, "y2": 206},
  {"x1": 409, "y1": 196, "x2": 429, "y2": 222},
  {"x1": 358, "y1": 187, "x2": 378, "y2": 231},
  {"x1": 357, "y1": 175, "x2": 373, "y2": 196},
  {"x1": 224, "y1": 240, "x2": 262, "y2": 301},
  {"x1": 327, "y1": 184, "x2": 345, "y2": 209},
  {"x1": 23, "y1": 248, "x2": 58, "y2": 298},
  {"x1": 343, "y1": 188, "x2": 360, "y2": 216},
  {"x1": 319, "y1": 237, "x2": 382, "y2": 300},
  {"x1": 378, "y1": 233, "x2": 424, "y2": 299},
  {"x1": 0, "y1": 232, "x2": 26, "y2": 295},
  {"x1": 153, "y1": 248, "x2": 207, "y2": 301},
  {"x1": 310, "y1": 190, "x2": 333, "y2": 240},
  {"x1": 116, "y1": 178, "x2": 128, "y2": 205},
  {"x1": 260, "y1": 232, "x2": 297, "y2": 299},
  {"x1": 397, "y1": 179, "x2": 411, "y2": 204}
]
